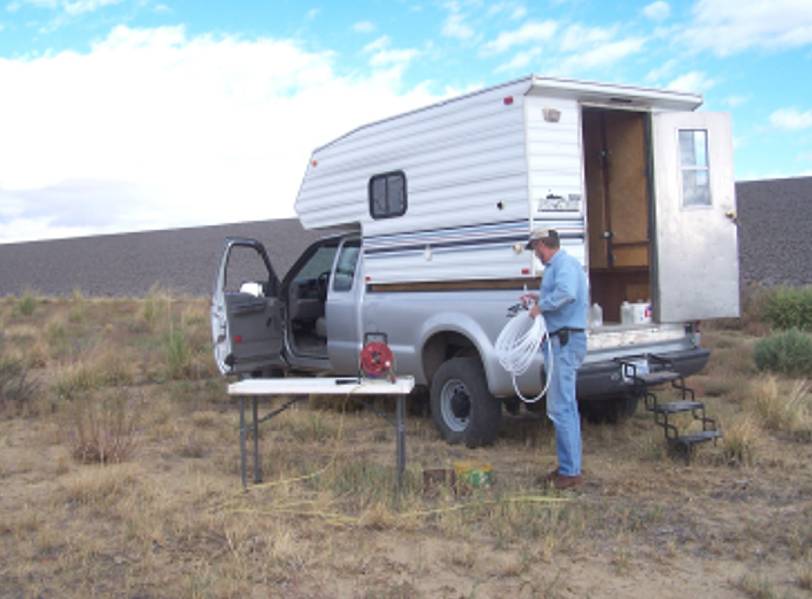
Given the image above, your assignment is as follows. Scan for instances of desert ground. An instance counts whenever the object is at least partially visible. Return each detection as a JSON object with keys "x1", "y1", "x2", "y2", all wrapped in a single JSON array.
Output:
[{"x1": 1, "y1": 290, "x2": 810, "y2": 598}]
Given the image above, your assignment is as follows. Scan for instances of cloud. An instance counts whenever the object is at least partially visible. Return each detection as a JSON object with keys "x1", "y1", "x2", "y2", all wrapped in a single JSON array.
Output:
[
  {"x1": 666, "y1": 70, "x2": 715, "y2": 94},
  {"x1": 352, "y1": 20, "x2": 375, "y2": 33},
  {"x1": 682, "y1": 0, "x2": 812, "y2": 56},
  {"x1": 643, "y1": 1, "x2": 670, "y2": 21},
  {"x1": 483, "y1": 20, "x2": 558, "y2": 54},
  {"x1": 0, "y1": 25, "x2": 445, "y2": 243},
  {"x1": 369, "y1": 48, "x2": 420, "y2": 67},
  {"x1": 511, "y1": 6, "x2": 526, "y2": 20},
  {"x1": 645, "y1": 58, "x2": 678, "y2": 83},
  {"x1": 723, "y1": 95, "x2": 748, "y2": 108},
  {"x1": 11, "y1": 0, "x2": 120, "y2": 13},
  {"x1": 442, "y1": 11, "x2": 474, "y2": 40},
  {"x1": 560, "y1": 24, "x2": 616, "y2": 52},
  {"x1": 556, "y1": 36, "x2": 646, "y2": 73},
  {"x1": 495, "y1": 47, "x2": 541, "y2": 73},
  {"x1": 769, "y1": 107, "x2": 812, "y2": 130},
  {"x1": 64, "y1": 0, "x2": 120, "y2": 15},
  {"x1": 361, "y1": 35, "x2": 419, "y2": 68},
  {"x1": 363, "y1": 35, "x2": 390, "y2": 53}
]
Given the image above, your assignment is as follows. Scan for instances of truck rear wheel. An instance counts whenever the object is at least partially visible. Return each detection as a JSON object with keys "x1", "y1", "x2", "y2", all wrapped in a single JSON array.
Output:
[
  {"x1": 430, "y1": 357, "x2": 502, "y2": 447},
  {"x1": 580, "y1": 395, "x2": 639, "y2": 424}
]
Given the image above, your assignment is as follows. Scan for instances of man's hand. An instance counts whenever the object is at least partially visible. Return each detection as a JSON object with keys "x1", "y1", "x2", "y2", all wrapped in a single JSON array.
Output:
[
  {"x1": 519, "y1": 292, "x2": 539, "y2": 307},
  {"x1": 529, "y1": 304, "x2": 541, "y2": 319}
]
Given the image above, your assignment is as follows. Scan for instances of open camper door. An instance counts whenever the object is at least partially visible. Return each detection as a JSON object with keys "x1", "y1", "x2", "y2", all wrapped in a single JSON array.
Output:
[
  {"x1": 651, "y1": 112, "x2": 740, "y2": 322},
  {"x1": 211, "y1": 238, "x2": 286, "y2": 376}
]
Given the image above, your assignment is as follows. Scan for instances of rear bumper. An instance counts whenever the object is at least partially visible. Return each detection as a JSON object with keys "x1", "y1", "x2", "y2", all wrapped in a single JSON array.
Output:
[{"x1": 576, "y1": 347, "x2": 710, "y2": 399}]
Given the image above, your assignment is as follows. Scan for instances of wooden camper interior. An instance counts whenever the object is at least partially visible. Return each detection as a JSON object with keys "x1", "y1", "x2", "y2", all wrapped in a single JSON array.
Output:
[{"x1": 582, "y1": 108, "x2": 652, "y2": 324}]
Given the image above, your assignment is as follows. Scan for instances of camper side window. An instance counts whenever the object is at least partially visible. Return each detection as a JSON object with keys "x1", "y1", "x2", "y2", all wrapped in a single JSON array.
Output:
[
  {"x1": 369, "y1": 172, "x2": 407, "y2": 219},
  {"x1": 679, "y1": 130, "x2": 711, "y2": 207}
]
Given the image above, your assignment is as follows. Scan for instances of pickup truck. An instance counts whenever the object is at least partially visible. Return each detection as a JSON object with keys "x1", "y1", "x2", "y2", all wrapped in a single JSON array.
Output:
[{"x1": 211, "y1": 233, "x2": 710, "y2": 447}]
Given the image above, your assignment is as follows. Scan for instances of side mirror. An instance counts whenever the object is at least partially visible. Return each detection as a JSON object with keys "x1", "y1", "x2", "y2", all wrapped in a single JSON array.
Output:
[{"x1": 239, "y1": 281, "x2": 264, "y2": 297}]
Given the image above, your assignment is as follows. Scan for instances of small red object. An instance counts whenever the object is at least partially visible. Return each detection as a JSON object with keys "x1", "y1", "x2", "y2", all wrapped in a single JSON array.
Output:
[
  {"x1": 359, "y1": 341, "x2": 394, "y2": 379},
  {"x1": 311, "y1": 159, "x2": 318, "y2": 167},
  {"x1": 234, "y1": 335, "x2": 243, "y2": 344},
  {"x1": 521, "y1": 268, "x2": 530, "y2": 275},
  {"x1": 503, "y1": 96, "x2": 514, "y2": 105}
]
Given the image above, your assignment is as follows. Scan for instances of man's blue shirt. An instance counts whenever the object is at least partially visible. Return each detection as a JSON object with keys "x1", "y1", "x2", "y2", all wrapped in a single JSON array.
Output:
[{"x1": 538, "y1": 249, "x2": 588, "y2": 332}]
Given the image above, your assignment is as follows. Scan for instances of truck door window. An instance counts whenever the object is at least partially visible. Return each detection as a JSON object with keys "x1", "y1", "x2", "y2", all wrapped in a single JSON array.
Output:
[
  {"x1": 224, "y1": 245, "x2": 270, "y2": 294},
  {"x1": 369, "y1": 171, "x2": 407, "y2": 219},
  {"x1": 678, "y1": 129, "x2": 711, "y2": 207},
  {"x1": 292, "y1": 245, "x2": 338, "y2": 284},
  {"x1": 333, "y1": 240, "x2": 361, "y2": 292}
]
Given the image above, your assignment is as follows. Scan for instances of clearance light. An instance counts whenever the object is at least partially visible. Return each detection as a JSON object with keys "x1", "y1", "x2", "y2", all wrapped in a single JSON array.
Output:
[
  {"x1": 234, "y1": 335, "x2": 243, "y2": 344},
  {"x1": 311, "y1": 159, "x2": 318, "y2": 167},
  {"x1": 503, "y1": 96, "x2": 514, "y2": 106},
  {"x1": 521, "y1": 268, "x2": 530, "y2": 275}
]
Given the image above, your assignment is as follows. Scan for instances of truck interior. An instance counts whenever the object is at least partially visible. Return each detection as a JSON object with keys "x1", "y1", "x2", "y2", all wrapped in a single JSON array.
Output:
[
  {"x1": 581, "y1": 107, "x2": 653, "y2": 325},
  {"x1": 285, "y1": 239, "x2": 339, "y2": 357}
]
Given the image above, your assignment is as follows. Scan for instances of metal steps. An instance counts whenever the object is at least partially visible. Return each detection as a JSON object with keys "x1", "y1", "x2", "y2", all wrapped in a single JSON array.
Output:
[{"x1": 620, "y1": 355, "x2": 722, "y2": 464}]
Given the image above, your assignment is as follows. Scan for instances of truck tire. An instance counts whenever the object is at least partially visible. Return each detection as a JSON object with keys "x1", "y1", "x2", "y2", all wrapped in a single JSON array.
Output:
[
  {"x1": 580, "y1": 395, "x2": 639, "y2": 424},
  {"x1": 430, "y1": 357, "x2": 502, "y2": 447}
]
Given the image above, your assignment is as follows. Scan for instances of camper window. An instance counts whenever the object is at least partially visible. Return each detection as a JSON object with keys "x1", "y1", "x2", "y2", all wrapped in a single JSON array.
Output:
[
  {"x1": 679, "y1": 129, "x2": 711, "y2": 207},
  {"x1": 369, "y1": 171, "x2": 407, "y2": 219}
]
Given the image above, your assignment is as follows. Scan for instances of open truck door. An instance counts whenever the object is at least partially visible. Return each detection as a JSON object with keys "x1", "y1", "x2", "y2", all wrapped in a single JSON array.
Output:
[
  {"x1": 211, "y1": 238, "x2": 286, "y2": 376},
  {"x1": 651, "y1": 112, "x2": 740, "y2": 322}
]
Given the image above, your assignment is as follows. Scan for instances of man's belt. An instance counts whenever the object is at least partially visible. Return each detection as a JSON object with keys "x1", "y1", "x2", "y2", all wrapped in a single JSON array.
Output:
[{"x1": 547, "y1": 327, "x2": 585, "y2": 347}]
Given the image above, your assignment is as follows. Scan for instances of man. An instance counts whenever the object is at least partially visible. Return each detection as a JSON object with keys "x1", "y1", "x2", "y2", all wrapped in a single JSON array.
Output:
[{"x1": 522, "y1": 228, "x2": 588, "y2": 490}]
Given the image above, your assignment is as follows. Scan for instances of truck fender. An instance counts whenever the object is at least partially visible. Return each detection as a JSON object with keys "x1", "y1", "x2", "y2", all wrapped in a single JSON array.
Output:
[{"x1": 417, "y1": 312, "x2": 503, "y2": 396}]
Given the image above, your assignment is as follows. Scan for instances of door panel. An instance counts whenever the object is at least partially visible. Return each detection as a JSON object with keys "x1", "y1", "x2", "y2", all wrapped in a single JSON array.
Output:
[
  {"x1": 326, "y1": 238, "x2": 362, "y2": 374},
  {"x1": 211, "y1": 238, "x2": 285, "y2": 376},
  {"x1": 652, "y1": 112, "x2": 740, "y2": 321}
]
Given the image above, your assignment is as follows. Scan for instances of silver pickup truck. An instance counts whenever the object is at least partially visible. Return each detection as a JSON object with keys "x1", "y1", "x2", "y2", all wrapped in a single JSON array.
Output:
[{"x1": 211, "y1": 233, "x2": 710, "y2": 447}]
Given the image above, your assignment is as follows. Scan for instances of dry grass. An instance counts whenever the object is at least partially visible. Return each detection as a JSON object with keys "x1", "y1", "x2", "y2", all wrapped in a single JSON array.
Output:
[
  {"x1": 67, "y1": 391, "x2": 141, "y2": 464},
  {"x1": 720, "y1": 416, "x2": 759, "y2": 466},
  {"x1": 1, "y1": 294, "x2": 811, "y2": 597},
  {"x1": 749, "y1": 375, "x2": 811, "y2": 436}
]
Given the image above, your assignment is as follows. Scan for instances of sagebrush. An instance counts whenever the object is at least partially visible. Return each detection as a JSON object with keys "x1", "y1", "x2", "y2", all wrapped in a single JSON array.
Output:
[
  {"x1": 761, "y1": 286, "x2": 812, "y2": 331},
  {"x1": 753, "y1": 329, "x2": 812, "y2": 377},
  {"x1": 0, "y1": 356, "x2": 38, "y2": 411},
  {"x1": 70, "y1": 392, "x2": 140, "y2": 464}
]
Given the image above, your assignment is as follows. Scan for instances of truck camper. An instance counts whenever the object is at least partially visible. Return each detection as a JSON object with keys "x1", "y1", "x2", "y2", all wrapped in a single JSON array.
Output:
[{"x1": 212, "y1": 75, "x2": 739, "y2": 446}]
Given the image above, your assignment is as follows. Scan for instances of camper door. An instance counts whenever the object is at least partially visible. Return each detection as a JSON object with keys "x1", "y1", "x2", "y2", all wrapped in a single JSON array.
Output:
[
  {"x1": 651, "y1": 112, "x2": 740, "y2": 322},
  {"x1": 211, "y1": 238, "x2": 286, "y2": 376}
]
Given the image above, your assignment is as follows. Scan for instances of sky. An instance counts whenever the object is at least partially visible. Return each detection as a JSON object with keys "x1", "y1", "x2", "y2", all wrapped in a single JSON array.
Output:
[{"x1": 1, "y1": 0, "x2": 811, "y2": 244}]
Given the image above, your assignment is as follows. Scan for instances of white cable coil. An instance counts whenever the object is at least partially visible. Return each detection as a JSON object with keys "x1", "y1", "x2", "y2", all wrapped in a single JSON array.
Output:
[{"x1": 495, "y1": 305, "x2": 553, "y2": 403}]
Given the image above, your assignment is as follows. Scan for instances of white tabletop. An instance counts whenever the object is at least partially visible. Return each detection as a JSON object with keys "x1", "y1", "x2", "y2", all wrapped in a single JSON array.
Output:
[{"x1": 228, "y1": 376, "x2": 415, "y2": 396}]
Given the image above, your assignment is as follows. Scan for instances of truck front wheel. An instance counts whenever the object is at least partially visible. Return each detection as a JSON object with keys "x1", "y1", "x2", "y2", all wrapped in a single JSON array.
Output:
[{"x1": 430, "y1": 357, "x2": 502, "y2": 447}]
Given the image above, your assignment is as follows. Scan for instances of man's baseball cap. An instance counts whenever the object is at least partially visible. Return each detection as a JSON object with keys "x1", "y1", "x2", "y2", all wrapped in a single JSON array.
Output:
[{"x1": 525, "y1": 227, "x2": 559, "y2": 249}]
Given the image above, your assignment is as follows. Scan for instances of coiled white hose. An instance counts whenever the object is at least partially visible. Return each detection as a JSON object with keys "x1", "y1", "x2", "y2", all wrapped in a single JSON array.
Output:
[{"x1": 495, "y1": 305, "x2": 553, "y2": 403}]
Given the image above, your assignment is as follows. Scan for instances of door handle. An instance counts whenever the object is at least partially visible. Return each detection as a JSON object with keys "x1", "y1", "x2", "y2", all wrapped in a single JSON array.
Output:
[{"x1": 724, "y1": 210, "x2": 738, "y2": 224}]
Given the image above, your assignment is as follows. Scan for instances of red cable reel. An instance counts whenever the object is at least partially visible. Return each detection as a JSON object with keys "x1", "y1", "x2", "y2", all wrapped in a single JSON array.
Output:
[{"x1": 359, "y1": 333, "x2": 396, "y2": 381}]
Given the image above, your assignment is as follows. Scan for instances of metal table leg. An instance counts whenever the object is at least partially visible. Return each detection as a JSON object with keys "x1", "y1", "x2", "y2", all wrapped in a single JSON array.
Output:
[
  {"x1": 252, "y1": 396, "x2": 261, "y2": 484},
  {"x1": 396, "y1": 394, "x2": 405, "y2": 491},
  {"x1": 239, "y1": 396, "x2": 247, "y2": 489}
]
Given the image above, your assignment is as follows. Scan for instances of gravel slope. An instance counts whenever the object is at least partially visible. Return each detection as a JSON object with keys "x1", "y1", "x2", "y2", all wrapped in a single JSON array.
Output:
[
  {"x1": 1, "y1": 177, "x2": 809, "y2": 297},
  {"x1": 736, "y1": 177, "x2": 812, "y2": 287},
  {"x1": 0, "y1": 218, "x2": 339, "y2": 297}
]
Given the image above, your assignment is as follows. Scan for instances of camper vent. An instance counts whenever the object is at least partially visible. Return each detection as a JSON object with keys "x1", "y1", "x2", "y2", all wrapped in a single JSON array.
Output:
[{"x1": 610, "y1": 97, "x2": 634, "y2": 104}]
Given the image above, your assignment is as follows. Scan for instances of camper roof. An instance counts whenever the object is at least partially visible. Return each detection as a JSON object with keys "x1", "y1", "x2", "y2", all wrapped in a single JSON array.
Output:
[{"x1": 315, "y1": 74, "x2": 703, "y2": 153}]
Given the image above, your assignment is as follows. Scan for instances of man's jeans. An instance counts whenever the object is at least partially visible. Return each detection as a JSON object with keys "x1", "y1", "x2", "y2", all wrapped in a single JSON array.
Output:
[{"x1": 543, "y1": 331, "x2": 587, "y2": 476}]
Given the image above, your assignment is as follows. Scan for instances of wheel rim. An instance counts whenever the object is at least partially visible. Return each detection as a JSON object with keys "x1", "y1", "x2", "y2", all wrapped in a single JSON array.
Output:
[{"x1": 440, "y1": 378, "x2": 470, "y2": 433}]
